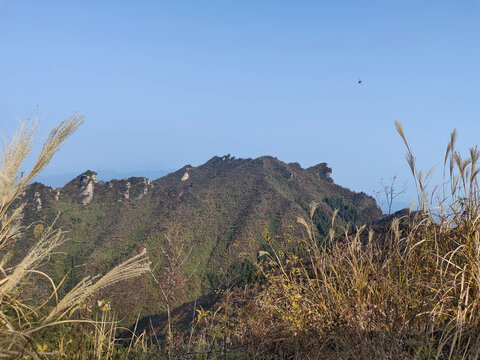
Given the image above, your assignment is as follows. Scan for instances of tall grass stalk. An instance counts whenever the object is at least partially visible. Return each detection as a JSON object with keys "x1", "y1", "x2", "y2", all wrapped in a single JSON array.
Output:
[
  {"x1": 228, "y1": 123, "x2": 480, "y2": 359},
  {"x1": 0, "y1": 116, "x2": 152, "y2": 359}
]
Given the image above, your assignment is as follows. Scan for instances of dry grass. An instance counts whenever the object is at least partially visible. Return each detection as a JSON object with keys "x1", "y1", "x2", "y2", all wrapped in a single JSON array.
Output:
[
  {"x1": 0, "y1": 116, "x2": 152, "y2": 359},
  {"x1": 217, "y1": 123, "x2": 480, "y2": 359},
  {"x1": 6, "y1": 115, "x2": 480, "y2": 359}
]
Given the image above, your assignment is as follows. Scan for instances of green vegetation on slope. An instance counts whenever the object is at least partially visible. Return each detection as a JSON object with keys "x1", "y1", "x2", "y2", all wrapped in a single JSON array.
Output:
[{"x1": 17, "y1": 154, "x2": 381, "y2": 329}]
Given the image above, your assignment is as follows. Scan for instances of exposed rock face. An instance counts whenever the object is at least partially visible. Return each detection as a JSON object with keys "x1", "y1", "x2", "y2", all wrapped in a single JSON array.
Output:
[
  {"x1": 100, "y1": 177, "x2": 153, "y2": 202},
  {"x1": 143, "y1": 178, "x2": 150, "y2": 194},
  {"x1": 181, "y1": 172, "x2": 189, "y2": 181},
  {"x1": 123, "y1": 181, "x2": 131, "y2": 199},
  {"x1": 307, "y1": 163, "x2": 333, "y2": 182},
  {"x1": 136, "y1": 178, "x2": 150, "y2": 199},
  {"x1": 76, "y1": 172, "x2": 98, "y2": 205},
  {"x1": 34, "y1": 192, "x2": 42, "y2": 210},
  {"x1": 81, "y1": 182, "x2": 94, "y2": 204}
]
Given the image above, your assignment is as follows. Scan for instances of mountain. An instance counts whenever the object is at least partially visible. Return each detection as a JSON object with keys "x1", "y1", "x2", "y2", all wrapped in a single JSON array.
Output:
[
  {"x1": 35, "y1": 169, "x2": 172, "y2": 189},
  {"x1": 16, "y1": 155, "x2": 382, "y2": 325}
]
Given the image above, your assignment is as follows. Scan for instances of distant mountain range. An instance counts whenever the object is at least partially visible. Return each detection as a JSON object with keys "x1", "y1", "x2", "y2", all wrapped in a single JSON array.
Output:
[{"x1": 17, "y1": 155, "x2": 383, "y2": 326}]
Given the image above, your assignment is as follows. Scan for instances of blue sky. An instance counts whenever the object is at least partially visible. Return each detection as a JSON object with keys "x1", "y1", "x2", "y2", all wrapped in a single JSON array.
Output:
[{"x1": 1, "y1": 1, "x2": 479, "y2": 209}]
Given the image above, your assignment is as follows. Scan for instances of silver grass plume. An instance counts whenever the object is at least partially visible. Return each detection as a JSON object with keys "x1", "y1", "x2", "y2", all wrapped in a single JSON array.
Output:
[{"x1": 45, "y1": 248, "x2": 151, "y2": 322}]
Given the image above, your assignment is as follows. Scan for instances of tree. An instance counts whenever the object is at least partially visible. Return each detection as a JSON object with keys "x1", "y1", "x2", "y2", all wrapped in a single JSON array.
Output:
[{"x1": 373, "y1": 175, "x2": 407, "y2": 215}]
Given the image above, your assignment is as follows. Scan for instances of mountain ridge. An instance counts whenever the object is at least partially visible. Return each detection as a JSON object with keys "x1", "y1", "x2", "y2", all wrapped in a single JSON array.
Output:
[{"x1": 17, "y1": 154, "x2": 382, "y2": 325}]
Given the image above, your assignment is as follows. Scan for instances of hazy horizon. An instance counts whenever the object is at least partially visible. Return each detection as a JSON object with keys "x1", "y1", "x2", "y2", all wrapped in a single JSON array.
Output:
[{"x1": 1, "y1": 1, "x2": 479, "y2": 208}]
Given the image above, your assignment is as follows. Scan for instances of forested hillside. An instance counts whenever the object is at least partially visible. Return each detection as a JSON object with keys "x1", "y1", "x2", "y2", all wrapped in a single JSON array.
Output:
[{"x1": 17, "y1": 155, "x2": 382, "y2": 325}]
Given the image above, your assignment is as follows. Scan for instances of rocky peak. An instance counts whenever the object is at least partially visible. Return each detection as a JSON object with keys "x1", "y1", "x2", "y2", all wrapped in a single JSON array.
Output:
[
  {"x1": 307, "y1": 163, "x2": 333, "y2": 182},
  {"x1": 104, "y1": 176, "x2": 152, "y2": 201},
  {"x1": 123, "y1": 180, "x2": 131, "y2": 199},
  {"x1": 65, "y1": 170, "x2": 98, "y2": 205}
]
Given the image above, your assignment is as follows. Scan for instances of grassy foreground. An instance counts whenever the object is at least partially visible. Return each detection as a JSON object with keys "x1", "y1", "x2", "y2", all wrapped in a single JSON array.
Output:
[
  {"x1": 2, "y1": 117, "x2": 480, "y2": 359},
  {"x1": 0, "y1": 117, "x2": 151, "y2": 359},
  {"x1": 171, "y1": 123, "x2": 480, "y2": 359}
]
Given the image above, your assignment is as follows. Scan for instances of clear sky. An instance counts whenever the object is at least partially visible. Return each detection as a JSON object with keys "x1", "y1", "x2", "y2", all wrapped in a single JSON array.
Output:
[{"x1": 1, "y1": 1, "x2": 479, "y2": 209}]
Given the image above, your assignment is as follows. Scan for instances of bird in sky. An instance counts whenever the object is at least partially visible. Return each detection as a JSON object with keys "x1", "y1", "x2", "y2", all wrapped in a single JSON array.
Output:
[{"x1": 358, "y1": 79, "x2": 363, "y2": 85}]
